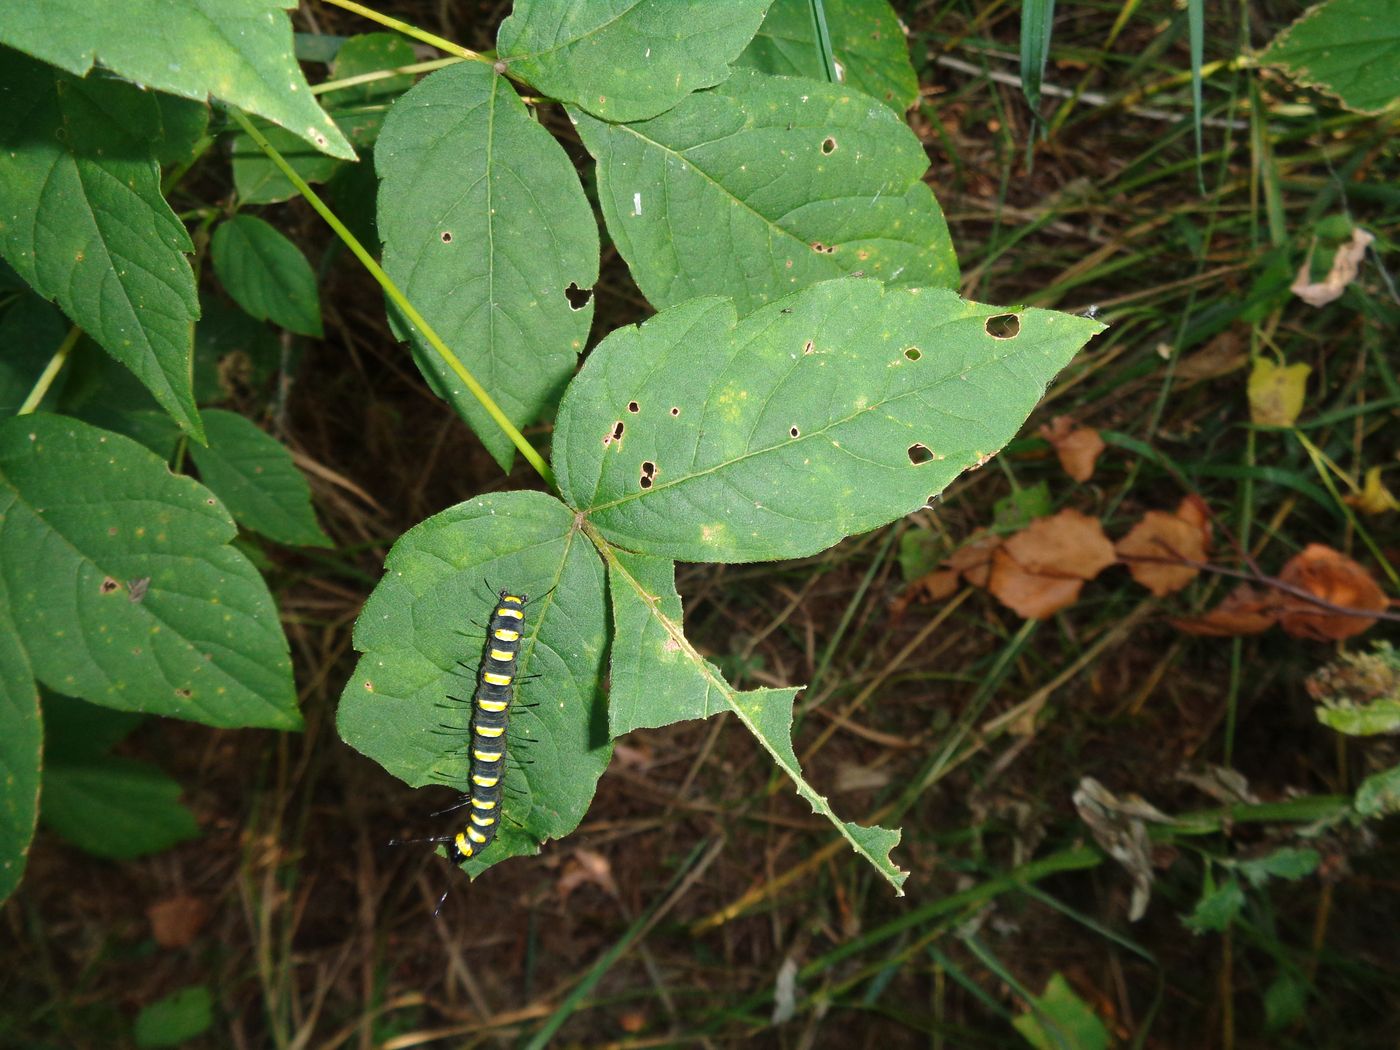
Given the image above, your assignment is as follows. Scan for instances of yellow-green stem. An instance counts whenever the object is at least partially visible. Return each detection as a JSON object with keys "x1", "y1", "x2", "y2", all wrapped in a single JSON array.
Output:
[
  {"x1": 17, "y1": 325, "x2": 81, "y2": 415},
  {"x1": 318, "y1": 0, "x2": 489, "y2": 62},
  {"x1": 312, "y1": 57, "x2": 462, "y2": 96},
  {"x1": 227, "y1": 109, "x2": 556, "y2": 488}
]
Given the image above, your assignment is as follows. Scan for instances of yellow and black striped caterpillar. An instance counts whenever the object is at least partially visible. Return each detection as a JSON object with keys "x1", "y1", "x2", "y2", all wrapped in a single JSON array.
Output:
[{"x1": 447, "y1": 588, "x2": 526, "y2": 863}]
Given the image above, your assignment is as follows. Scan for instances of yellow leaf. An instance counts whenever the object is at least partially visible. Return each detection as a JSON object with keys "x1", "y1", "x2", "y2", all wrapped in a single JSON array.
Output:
[
  {"x1": 1345, "y1": 466, "x2": 1399, "y2": 515},
  {"x1": 1248, "y1": 358, "x2": 1310, "y2": 427}
]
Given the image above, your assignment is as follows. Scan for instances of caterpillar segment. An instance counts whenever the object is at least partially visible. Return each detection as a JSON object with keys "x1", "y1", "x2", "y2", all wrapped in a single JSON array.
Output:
[{"x1": 449, "y1": 590, "x2": 525, "y2": 864}]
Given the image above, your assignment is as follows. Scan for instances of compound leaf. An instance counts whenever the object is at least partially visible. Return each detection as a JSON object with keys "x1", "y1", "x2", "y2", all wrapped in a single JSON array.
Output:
[
  {"x1": 210, "y1": 215, "x2": 323, "y2": 338},
  {"x1": 0, "y1": 52, "x2": 203, "y2": 439},
  {"x1": 556, "y1": 280, "x2": 1103, "y2": 562},
  {"x1": 338, "y1": 491, "x2": 610, "y2": 875},
  {"x1": 188, "y1": 409, "x2": 331, "y2": 548},
  {"x1": 573, "y1": 68, "x2": 955, "y2": 315},
  {"x1": 0, "y1": 414, "x2": 300, "y2": 730},
  {"x1": 0, "y1": 0, "x2": 354, "y2": 158},
  {"x1": 607, "y1": 549, "x2": 905, "y2": 890},
  {"x1": 497, "y1": 0, "x2": 772, "y2": 122},
  {"x1": 377, "y1": 62, "x2": 597, "y2": 470},
  {"x1": 736, "y1": 0, "x2": 919, "y2": 112},
  {"x1": 1261, "y1": 0, "x2": 1400, "y2": 116}
]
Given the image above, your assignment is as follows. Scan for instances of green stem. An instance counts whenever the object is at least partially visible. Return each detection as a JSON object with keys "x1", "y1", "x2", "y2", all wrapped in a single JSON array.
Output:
[
  {"x1": 227, "y1": 109, "x2": 556, "y2": 488},
  {"x1": 318, "y1": 0, "x2": 489, "y2": 62},
  {"x1": 311, "y1": 57, "x2": 462, "y2": 96},
  {"x1": 17, "y1": 325, "x2": 82, "y2": 414}
]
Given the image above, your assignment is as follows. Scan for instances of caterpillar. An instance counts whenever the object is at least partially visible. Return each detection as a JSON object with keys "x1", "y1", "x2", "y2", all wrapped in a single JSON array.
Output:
[{"x1": 448, "y1": 588, "x2": 526, "y2": 863}]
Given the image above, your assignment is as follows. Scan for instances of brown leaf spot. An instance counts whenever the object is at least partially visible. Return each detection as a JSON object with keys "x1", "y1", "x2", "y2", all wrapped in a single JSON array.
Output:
[{"x1": 99, "y1": 576, "x2": 121, "y2": 595}]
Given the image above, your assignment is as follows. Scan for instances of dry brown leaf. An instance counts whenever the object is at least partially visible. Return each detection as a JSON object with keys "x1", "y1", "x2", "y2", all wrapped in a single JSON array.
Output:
[
  {"x1": 1291, "y1": 227, "x2": 1375, "y2": 308},
  {"x1": 1277, "y1": 544, "x2": 1389, "y2": 640},
  {"x1": 945, "y1": 531, "x2": 1001, "y2": 588},
  {"x1": 988, "y1": 547, "x2": 1086, "y2": 618},
  {"x1": 900, "y1": 568, "x2": 960, "y2": 608},
  {"x1": 1002, "y1": 508, "x2": 1117, "y2": 580},
  {"x1": 1177, "y1": 328, "x2": 1248, "y2": 384},
  {"x1": 1170, "y1": 584, "x2": 1279, "y2": 636},
  {"x1": 147, "y1": 895, "x2": 209, "y2": 949},
  {"x1": 1040, "y1": 415, "x2": 1107, "y2": 482},
  {"x1": 557, "y1": 849, "x2": 618, "y2": 900},
  {"x1": 1344, "y1": 467, "x2": 1399, "y2": 516},
  {"x1": 1248, "y1": 357, "x2": 1311, "y2": 427},
  {"x1": 1117, "y1": 510, "x2": 1209, "y2": 596}
]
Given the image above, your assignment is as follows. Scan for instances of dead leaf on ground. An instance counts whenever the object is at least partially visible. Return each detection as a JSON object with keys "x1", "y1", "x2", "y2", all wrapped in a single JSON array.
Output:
[
  {"x1": 1040, "y1": 415, "x2": 1107, "y2": 482},
  {"x1": 1344, "y1": 466, "x2": 1399, "y2": 516},
  {"x1": 1177, "y1": 328, "x2": 1249, "y2": 384},
  {"x1": 1073, "y1": 778, "x2": 1175, "y2": 922},
  {"x1": 987, "y1": 510, "x2": 1116, "y2": 619},
  {"x1": 1277, "y1": 544, "x2": 1389, "y2": 640},
  {"x1": 1117, "y1": 508, "x2": 1209, "y2": 596},
  {"x1": 557, "y1": 848, "x2": 618, "y2": 900},
  {"x1": 989, "y1": 547, "x2": 1088, "y2": 618},
  {"x1": 944, "y1": 530, "x2": 1002, "y2": 588},
  {"x1": 1171, "y1": 583, "x2": 1279, "y2": 636},
  {"x1": 1248, "y1": 357, "x2": 1311, "y2": 427},
  {"x1": 1003, "y1": 509, "x2": 1116, "y2": 579},
  {"x1": 147, "y1": 895, "x2": 209, "y2": 948},
  {"x1": 1291, "y1": 227, "x2": 1375, "y2": 308}
]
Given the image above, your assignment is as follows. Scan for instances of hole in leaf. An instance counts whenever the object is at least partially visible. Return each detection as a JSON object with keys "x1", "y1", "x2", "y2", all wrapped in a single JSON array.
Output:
[
  {"x1": 803, "y1": 340, "x2": 815, "y2": 354},
  {"x1": 809, "y1": 241, "x2": 836, "y2": 255},
  {"x1": 603, "y1": 421, "x2": 624, "y2": 447},
  {"x1": 908, "y1": 444, "x2": 934, "y2": 465},
  {"x1": 565, "y1": 283, "x2": 592, "y2": 310},
  {"x1": 789, "y1": 426, "x2": 800, "y2": 438},
  {"x1": 640, "y1": 461, "x2": 657, "y2": 489},
  {"x1": 821, "y1": 136, "x2": 837, "y2": 155},
  {"x1": 627, "y1": 401, "x2": 640, "y2": 414},
  {"x1": 985, "y1": 313, "x2": 1021, "y2": 339},
  {"x1": 440, "y1": 231, "x2": 453, "y2": 243},
  {"x1": 99, "y1": 576, "x2": 120, "y2": 595},
  {"x1": 904, "y1": 346, "x2": 922, "y2": 361},
  {"x1": 670, "y1": 407, "x2": 680, "y2": 417},
  {"x1": 175, "y1": 687, "x2": 193, "y2": 699}
]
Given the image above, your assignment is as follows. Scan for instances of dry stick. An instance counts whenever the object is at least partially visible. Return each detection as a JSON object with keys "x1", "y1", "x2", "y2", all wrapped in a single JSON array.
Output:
[{"x1": 1120, "y1": 551, "x2": 1400, "y2": 624}]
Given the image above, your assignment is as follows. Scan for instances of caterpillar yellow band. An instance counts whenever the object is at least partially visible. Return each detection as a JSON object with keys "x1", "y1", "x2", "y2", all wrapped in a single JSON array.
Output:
[
  {"x1": 471, "y1": 813, "x2": 496, "y2": 827},
  {"x1": 496, "y1": 608, "x2": 524, "y2": 620},
  {"x1": 482, "y1": 672, "x2": 512, "y2": 686},
  {"x1": 476, "y1": 725, "x2": 505, "y2": 738},
  {"x1": 494, "y1": 629, "x2": 520, "y2": 642},
  {"x1": 477, "y1": 698, "x2": 508, "y2": 712},
  {"x1": 473, "y1": 749, "x2": 503, "y2": 763},
  {"x1": 489, "y1": 648, "x2": 514, "y2": 662},
  {"x1": 472, "y1": 774, "x2": 499, "y2": 788},
  {"x1": 466, "y1": 827, "x2": 488, "y2": 844}
]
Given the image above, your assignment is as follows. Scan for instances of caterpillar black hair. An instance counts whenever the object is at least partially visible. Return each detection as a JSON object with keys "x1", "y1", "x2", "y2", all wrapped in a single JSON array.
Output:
[{"x1": 449, "y1": 588, "x2": 525, "y2": 862}]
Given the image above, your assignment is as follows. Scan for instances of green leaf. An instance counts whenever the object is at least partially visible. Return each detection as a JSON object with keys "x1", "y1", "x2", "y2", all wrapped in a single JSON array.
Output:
[
  {"x1": 573, "y1": 69, "x2": 956, "y2": 315},
  {"x1": 897, "y1": 528, "x2": 942, "y2": 580},
  {"x1": 377, "y1": 62, "x2": 598, "y2": 471},
  {"x1": 607, "y1": 550, "x2": 906, "y2": 890},
  {"x1": 0, "y1": 52, "x2": 203, "y2": 439},
  {"x1": 0, "y1": 413, "x2": 300, "y2": 730},
  {"x1": 736, "y1": 0, "x2": 919, "y2": 112},
  {"x1": 1261, "y1": 0, "x2": 1400, "y2": 116},
  {"x1": 232, "y1": 119, "x2": 346, "y2": 206},
  {"x1": 1184, "y1": 877, "x2": 1244, "y2": 934},
  {"x1": 41, "y1": 754, "x2": 199, "y2": 859},
  {"x1": 193, "y1": 294, "x2": 281, "y2": 406},
  {"x1": 188, "y1": 409, "x2": 331, "y2": 548},
  {"x1": 230, "y1": 32, "x2": 414, "y2": 204},
  {"x1": 209, "y1": 216, "x2": 322, "y2": 338},
  {"x1": 0, "y1": 0, "x2": 354, "y2": 158},
  {"x1": 41, "y1": 692, "x2": 144, "y2": 762},
  {"x1": 497, "y1": 0, "x2": 772, "y2": 122},
  {"x1": 326, "y1": 32, "x2": 417, "y2": 146},
  {"x1": 1354, "y1": 761, "x2": 1400, "y2": 818},
  {"x1": 555, "y1": 280, "x2": 1103, "y2": 562},
  {"x1": 1264, "y1": 972, "x2": 1308, "y2": 1031},
  {"x1": 1234, "y1": 847, "x2": 1320, "y2": 887},
  {"x1": 1012, "y1": 973, "x2": 1110, "y2": 1050},
  {"x1": 338, "y1": 491, "x2": 610, "y2": 875},
  {"x1": 152, "y1": 94, "x2": 210, "y2": 167},
  {"x1": 133, "y1": 985, "x2": 214, "y2": 1048},
  {"x1": 0, "y1": 586, "x2": 40, "y2": 903}
]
